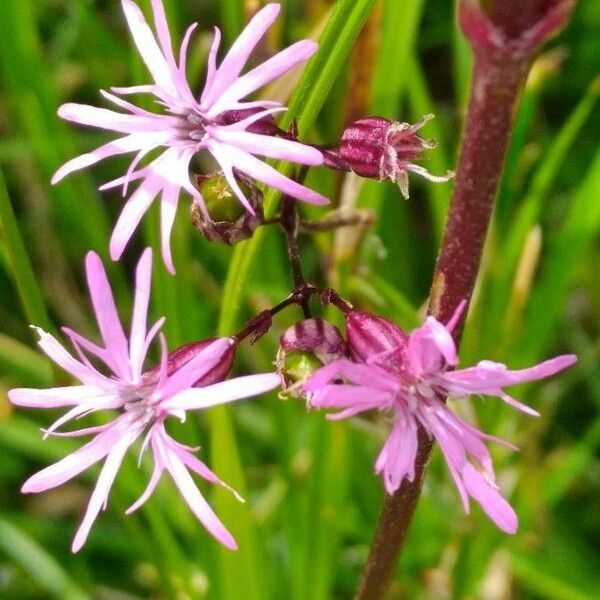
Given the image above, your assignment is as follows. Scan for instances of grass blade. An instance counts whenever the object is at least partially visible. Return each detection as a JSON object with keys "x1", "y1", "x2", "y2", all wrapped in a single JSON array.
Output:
[
  {"x1": 0, "y1": 169, "x2": 54, "y2": 336},
  {"x1": 0, "y1": 517, "x2": 91, "y2": 600}
]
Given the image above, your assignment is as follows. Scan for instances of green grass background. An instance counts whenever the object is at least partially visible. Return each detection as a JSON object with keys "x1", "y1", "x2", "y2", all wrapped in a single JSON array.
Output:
[{"x1": 0, "y1": 0, "x2": 599, "y2": 598}]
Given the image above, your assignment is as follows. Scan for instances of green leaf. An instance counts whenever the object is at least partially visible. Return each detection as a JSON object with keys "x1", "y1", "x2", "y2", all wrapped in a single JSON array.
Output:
[
  {"x1": 0, "y1": 333, "x2": 52, "y2": 386},
  {"x1": 220, "y1": 0, "x2": 245, "y2": 46},
  {"x1": 0, "y1": 169, "x2": 54, "y2": 336},
  {"x1": 0, "y1": 516, "x2": 91, "y2": 600},
  {"x1": 516, "y1": 147, "x2": 600, "y2": 363}
]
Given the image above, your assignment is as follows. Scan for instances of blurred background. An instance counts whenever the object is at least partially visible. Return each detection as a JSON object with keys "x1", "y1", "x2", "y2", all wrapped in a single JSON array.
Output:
[{"x1": 0, "y1": 0, "x2": 599, "y2": 598}]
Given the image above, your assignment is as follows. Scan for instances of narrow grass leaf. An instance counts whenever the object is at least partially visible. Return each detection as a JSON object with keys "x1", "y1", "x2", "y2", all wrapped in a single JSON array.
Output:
[
  {"x1": 0, "y1": 517, "x2": 91, "y2": 600},
  {"x1": 0, "y1": 169, "x2": 54, "y2": 336}
]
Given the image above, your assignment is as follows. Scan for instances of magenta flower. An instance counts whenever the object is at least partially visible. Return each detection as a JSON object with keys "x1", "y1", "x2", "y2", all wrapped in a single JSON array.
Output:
[
  {"x1": 52, "y1": 1, "x2": 327, "y2": 272},
  {"x1": 8, "y1": 249, "x2": 279, "y2": 551},
  {"x1": 305, "y1": 305, "x2": 576, "y2": 533}
]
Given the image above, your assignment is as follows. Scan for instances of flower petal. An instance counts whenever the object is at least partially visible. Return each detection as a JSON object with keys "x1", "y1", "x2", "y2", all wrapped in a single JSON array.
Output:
[
  {"x1": 305, "y1": 359, "x2": 398, "y2": 392},
  {"x1": 52, "y1": 133, "x2": 167, "y2": 184},
  {"x1": 217, "y1": 144, "x2": 329, "y2": 204},
  {"x1": 57, "y1": 102, "x2": 170, "y2": 133},
  {"x1": 462, "y1": 463, "x2": 518, "y2": 534},
  {"x1": 62, "y1": 327, "x2": 116, "y2": 376},
  {"x1": 72, "y1": 428, "x2": 139, "y2": 551},
  {"x1": 34, "y1": 328, "x2": 107, "y2": 387},
  {"x1": 210, "y1": 128, "x2": 323, "y2": 165},
  {"x1": 121, "y1": 0, "x2": 175, "y2": 93},
  {"x1": 164, "y1": 433, "x2": 243, "y2": 501},
  {"x1": 85, "y1": 252, "x2": 131, "y2": 380},
  {"x1": 109, "y1": 176, "x2": 162, "y2": 261},
  {"x1": 207, "y1": 40, "x2": 317, "y2": 117},
  {"x1": 203, "y1": 27, "x2": 221, "y2": 94},
  {"x1": 8, "y1": 385, "x2": 107, "y2": 408},
  {"x1": 376, "y1": 415, "x2": 418, "y2": 493},
  {"x1": 157, "y1": 338, "x2": 235, "y2": 399},
  {"x1": 162, "y1": 441, "x2": 237, "y2": 549},
  {"x1": 150, "y1": 0, "x2": 176, "y2": 69},
  {"x1": 21, "y1": 421, "x2": 126, "y2": 494},
  {"x1": 159, "y1": 183, "x2": 179, "y2": 274},
  {"x1": 163, "y1": 372, "x2": 279, "y2": 412},
  {"x1": 129, "y1": 248, "x2": 153, "y2": 378},
  {"x1": 201, "y1": 3, "x2": 280, "y2": 108},
  {"x1": 126, "y1": 458, "x2": 164, "y2": 514},
  {"x1": 309, "y1": 384, "x2": 393, "y2": 417}
]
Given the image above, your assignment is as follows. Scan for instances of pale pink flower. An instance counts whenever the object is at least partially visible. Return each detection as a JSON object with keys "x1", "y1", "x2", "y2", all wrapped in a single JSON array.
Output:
[
  {"x1": 52, "y1": 1, "x2": 327, "y2": 272},
  {"x1": 9, "y1": 249, "x2": 279, "y2": 551},
  {"x1": 305, "y1": 305, "x2": 576, "y2": 533}
]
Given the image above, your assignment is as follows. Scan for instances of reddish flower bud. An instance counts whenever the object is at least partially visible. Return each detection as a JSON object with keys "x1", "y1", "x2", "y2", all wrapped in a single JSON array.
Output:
[
  {"x1": 459, "y1": 0, "x2": 575, "y2": 57},
  {"x1": 276, "y1": 318, "x2": 347, "y2": 397},
  {"x1": 339, "y1": 114, "x2": 454, "y2": 198},
  {"x1": 192, "y1": 172, "x2": 263, "y2": 244},
  {"x1": 346, "y1": 311, "x2": 407, "y2": 373},
  {"x1": 144, "y1": 338, "x2": 235, "y2": 387},
  {"x1": 218, "y1": 108, "x2": 284, "y2": 137}
]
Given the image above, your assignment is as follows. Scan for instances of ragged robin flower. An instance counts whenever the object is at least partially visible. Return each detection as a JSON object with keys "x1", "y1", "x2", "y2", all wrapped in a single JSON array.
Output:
[
  {"x1": 305, "y1": 305, "x2": 576, "y2": 533},
  {"x1": 9, "y1": 249, "x2": 279, "y2": 551},
  {"x1": 52, "y1": 1, "x2": 327, "y2": 272}
]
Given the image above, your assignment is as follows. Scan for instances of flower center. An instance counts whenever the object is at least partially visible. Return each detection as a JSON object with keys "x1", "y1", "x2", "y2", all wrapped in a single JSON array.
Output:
[
  {"x1": 121, "y1": 383, "x2": 160, "y2": 425},
  {"x1": 185, "y1": 113, "x2": 206, "y2": 141},
  {"x1": 402, "y1": 377, "x2": 437, "y2": 413}
]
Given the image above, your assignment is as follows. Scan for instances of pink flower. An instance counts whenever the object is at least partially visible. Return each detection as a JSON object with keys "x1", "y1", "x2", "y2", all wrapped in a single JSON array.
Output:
[
  {"x1": 52, "y1": 1, "x2": 327, "y2": 272},
  {"x1": 8, "y1": 249, "x2": 279, "y2": 551},
  {"x1": 305, "y1": 305, "x2": 576, "y2": 533}
]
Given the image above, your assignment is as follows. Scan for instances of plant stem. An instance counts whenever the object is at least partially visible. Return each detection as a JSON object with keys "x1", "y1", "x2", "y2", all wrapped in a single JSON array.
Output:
[{"x1": 354, "y1": 2, "x2": 575, "y2": 598}]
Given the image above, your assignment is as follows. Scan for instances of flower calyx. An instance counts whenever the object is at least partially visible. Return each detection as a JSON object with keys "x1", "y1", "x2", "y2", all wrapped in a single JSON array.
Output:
[
  {"x1": 338, "y1": 114, "x2": 454, "y2": 198},
  {"x1": 277, "y1": 318, "x2": 347, "y2": 398},
  {"x1": 192, "y1": 172, "x2": 264, "y2": 244}
]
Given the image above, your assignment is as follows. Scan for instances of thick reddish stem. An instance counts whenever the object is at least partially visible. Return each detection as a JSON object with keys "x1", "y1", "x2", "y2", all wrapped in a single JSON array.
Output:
[
  {"x1": 354, "y1": 2, "x2": 575, "y2": 599},
  {"x1": 428, "y1": 50, "x2": 530, "y2": 324}
]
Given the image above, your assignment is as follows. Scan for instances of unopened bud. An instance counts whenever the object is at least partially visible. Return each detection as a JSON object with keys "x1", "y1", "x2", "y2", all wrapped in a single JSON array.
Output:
[
  {"x1": 346, "y1": 311, "x2": 407, "y2": 372},
  {"x1": 276, "y1": 318, "x2": 347, "y2": 397},
  {"x1": 192, "y1": 172, "x2": 263, "y2": 244},
  {"x1": 218, "y1": 108, "x2": 301, "y2": 142},
  {"x1": 459, "y1": 0, "x2": 575, "y2": 56},
  {"x1": 143, "y1": 338, "x2": 235, "y2": 387},
  {"x1": 339, "y1": 115, "x2": 453, "y2": 198}
]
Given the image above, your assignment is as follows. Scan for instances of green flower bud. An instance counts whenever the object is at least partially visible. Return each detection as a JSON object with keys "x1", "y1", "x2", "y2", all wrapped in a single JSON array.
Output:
[{"x1": 192, "y1": 171, "x2": 263, "y2": 244}]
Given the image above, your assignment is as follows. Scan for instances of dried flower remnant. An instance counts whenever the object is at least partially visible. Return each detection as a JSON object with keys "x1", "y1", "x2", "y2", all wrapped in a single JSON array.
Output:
[
  {"x1": 8, "y1": 249, "x2": 280, "y2": 551},
  {"x1": 338, "y1": 115, "x2": 454, "y2": 198},
  {"x1": 305, "y1": 305, "x2": 576, "y2": 532},
  {"x1": 52, "y1": 0, "x2": 327, "y2": 272}
]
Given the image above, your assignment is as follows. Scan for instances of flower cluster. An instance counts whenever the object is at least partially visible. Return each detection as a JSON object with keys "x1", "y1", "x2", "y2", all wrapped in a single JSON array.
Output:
[
  {"x1": 9, "y1": 0, "x2": 576, "y2": 557},
  {"x1": 297, "y1": 307, "x2": 576, "y2": 533}
]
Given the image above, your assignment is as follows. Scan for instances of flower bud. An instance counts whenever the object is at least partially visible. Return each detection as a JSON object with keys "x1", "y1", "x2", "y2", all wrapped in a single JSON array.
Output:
[
  {"x1": 339, "y1": 115, "x2": 453, "y2": 198},
  {"x1": 459, "y1": 0, "x2": 575, "y2": 56},
  {"x1": 192, "y1": 172, "x2": 263, "y2": 244},
  {"x1": 143, "y1": 338, "x2": 235, "y2": 387},
  {"x1": 276, "y1": 318, "x2": 347, "y2": 397},
  {"x1": 218, "y1": 108, "x2": 285, "y2": 137},
  {"x1": 346, "y1": 311, "x2": 407, "y2": 372}
]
